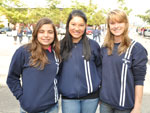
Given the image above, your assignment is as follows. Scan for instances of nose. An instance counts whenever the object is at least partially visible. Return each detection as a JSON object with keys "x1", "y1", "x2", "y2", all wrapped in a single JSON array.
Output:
[
  {"x1": 74, "y1": 26, "x2": 79, "y2": 31},
  {"x1": 44, "y1": 32, "x2": 48, "y2": 37},
  {"x1": 114, "y1": 23, "x2": 119, "y2": 28}
]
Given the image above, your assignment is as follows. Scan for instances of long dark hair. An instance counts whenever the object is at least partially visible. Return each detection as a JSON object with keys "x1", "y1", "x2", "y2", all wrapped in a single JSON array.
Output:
[{"x1": 61, "y1": 9, "x2": 91, "y2": 61}]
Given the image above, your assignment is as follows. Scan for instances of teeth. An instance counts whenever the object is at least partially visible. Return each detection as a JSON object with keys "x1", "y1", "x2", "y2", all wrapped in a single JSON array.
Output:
[{"x1": 74, "y1": 33, "x2": 79, "y2": 34}]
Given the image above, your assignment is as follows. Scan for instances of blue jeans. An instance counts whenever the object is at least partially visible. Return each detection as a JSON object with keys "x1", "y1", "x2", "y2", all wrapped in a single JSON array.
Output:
[
  {"x1": 20, "y1": 103, "x2": 58, "y2": 113},
  {"x1": 62, "y1": 98, "x2": 99, "y2": 113},
  {"x1": 100, "y1": 102, "x2": 131, "y2": 113}
]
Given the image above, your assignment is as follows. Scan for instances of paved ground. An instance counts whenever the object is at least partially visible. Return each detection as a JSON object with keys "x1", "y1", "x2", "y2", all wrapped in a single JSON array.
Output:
[{"x1": 0, "y1": 30, "x2": 150, "y2": 113}]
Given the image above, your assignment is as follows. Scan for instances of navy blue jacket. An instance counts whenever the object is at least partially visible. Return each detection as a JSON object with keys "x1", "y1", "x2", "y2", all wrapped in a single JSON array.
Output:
[
  {"x1": 7, "y1": 46, "x2": 59, "y2": 113},
  {"x1": 58, "y1": 38, "x2": 102, "y2": 98},
  {"x1": 99, "y1": 40, "x2": 148, "y2": 110}
]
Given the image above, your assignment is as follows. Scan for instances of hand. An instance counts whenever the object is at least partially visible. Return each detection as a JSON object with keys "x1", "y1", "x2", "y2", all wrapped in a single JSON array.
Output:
[
  {"x1": 130, "y1": 107, "x2": 141, "y2": 113},
  {"x1": 99, "y1": 101, "x2": 102, "y2": 105}
]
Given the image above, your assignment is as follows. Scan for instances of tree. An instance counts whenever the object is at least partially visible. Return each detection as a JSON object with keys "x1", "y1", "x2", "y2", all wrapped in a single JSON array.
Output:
[
  {"x1": 117, "y1": 0, "x2": 132, "y2": 15},
  {"x1": 1, "y1": 0, "x2": 62, "y2": 25},
  {"x1": 60, "y1": 8, "x2": 72, "y2": 24},
  {"x1": 4, "y1": 8, "x2": 29, "y2": 25},
  {"x1": 91, "y1": 10, "x2": 106, "y2": 25},
  {"x1": 71, "y1": 0, "x2": 101, "y2": 25},
  {"x1": 1, "y1": 0, "x2": 106, "y2": 26},
  {"x1": 137, "y1": 10, "x2": 150, "y2": 24},
  {"x1": 1, "y1": 0, "x2": 27, "y2": 25}
]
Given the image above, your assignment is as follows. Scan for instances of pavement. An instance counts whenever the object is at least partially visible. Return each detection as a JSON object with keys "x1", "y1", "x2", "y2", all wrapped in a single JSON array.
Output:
[{"x1": 0, "y1": 30, "x2": 150, "y2": 113}]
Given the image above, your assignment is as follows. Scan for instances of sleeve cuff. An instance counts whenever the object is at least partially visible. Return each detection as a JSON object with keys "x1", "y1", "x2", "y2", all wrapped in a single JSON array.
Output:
[{"x1": 134, "y1": 81, "x2": 144, "y2": 85}]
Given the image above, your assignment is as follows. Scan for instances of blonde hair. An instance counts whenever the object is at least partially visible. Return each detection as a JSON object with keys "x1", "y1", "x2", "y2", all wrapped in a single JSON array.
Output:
[{"x1": 103, "y1": 9, "x2": 131, "y2": 55}]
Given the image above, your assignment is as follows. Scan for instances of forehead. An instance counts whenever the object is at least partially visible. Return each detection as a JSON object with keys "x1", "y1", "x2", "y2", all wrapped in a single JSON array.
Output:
[
  {"x1": 70, "y1": 16, "x2": 85, "y2": 24},
  {"x1": 108, "y1": 14, "x2": 125, "y2": 23},
  {"x1": 39, "y1": 24, "x2": 53, "y2": 30}
]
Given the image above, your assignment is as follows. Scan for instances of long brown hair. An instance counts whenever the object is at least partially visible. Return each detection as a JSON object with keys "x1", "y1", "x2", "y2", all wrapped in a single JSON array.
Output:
[
  {"x1": 103, "y1": 9, "x2": 131, "y2": 55},
  {"x1": 26, "y1": 17, "x2": 61, "y2": 70}
]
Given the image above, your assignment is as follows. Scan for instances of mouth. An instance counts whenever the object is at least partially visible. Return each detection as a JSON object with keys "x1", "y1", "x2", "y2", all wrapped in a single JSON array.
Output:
[
  {"x1": 73, "y1": 32, "x2": 81, "y2": 35},
  {"x1": 42, "y1": 39, "x2": 51, "y2": 42},
  {"x1": 113, "y1": 29, "x2": 122, "y2": 32},
  {"x1": 113, "y1": 28, "x2": 121, "y2": 30}
]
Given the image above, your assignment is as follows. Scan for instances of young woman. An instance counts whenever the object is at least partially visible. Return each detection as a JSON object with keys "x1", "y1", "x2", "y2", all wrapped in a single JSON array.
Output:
[
  {"x1": 26, "y1": 26, "x2": 32, "y2": 42},
  {"x1": 92, "y1": 25, "x2": 101, "y2": 42},
  {"x1": 99, "y1": 9, "x2": 148, "y2": 113},
  {"x1": 58, "y1": 10, "x2": 102, "y2": 113},
  {"x1": 7, "y1": 17, "x2": 61, "y2": 113},
  {"x1": 12, "y1": 26, "x2": 17, "y2": 44}
]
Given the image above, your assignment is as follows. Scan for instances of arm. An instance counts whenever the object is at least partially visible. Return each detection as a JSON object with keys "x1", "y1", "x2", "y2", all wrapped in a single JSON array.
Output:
[
  {"x1": 131, "y1": 85, "x2": 143, "y2": 113},
  {"x1": 131, "y1": 43, "x2": 148, "y2": 113},
  {"x1": 93, "y1": 41, "x2": 102, "y2": 80},
  {"x1": 7, "y1": 47, "x2": 24, "y2": 100}
]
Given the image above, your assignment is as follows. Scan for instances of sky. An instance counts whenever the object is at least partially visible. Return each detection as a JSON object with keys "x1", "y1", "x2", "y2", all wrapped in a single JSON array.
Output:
[{"x1": 21, "y1": 0, "x2": 150, "y2": 15}]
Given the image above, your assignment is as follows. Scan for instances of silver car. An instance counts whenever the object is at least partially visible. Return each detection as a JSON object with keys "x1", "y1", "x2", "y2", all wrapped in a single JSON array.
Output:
[{"x1": 144, "y1": 29, "x2": 150, "y2": 37}]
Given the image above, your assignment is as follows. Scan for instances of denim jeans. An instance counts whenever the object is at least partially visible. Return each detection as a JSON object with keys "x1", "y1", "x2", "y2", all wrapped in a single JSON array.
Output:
[
  {"x1": 100, "y1": 102, "x2": 131, "y2": 113},
  {"x1": 20, "y1": 103, "x2": 58, "y2": 113},
  {"x1": 62, "y1": 98, "x2": 99, "y2": 113}
]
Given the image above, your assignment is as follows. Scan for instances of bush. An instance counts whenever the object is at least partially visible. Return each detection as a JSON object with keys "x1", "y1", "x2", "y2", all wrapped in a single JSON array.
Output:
[{"x1": 0, "y1": 24, "x2": 4, "y2": 28}]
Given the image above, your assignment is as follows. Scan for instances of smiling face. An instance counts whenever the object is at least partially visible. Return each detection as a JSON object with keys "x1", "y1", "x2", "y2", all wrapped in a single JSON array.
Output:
[
  {"x1": 109, "y1": 21, "x2": 126, "y2": 37},
  {"x1": 69, "y1": 16, "x2": 86, "y2": 43},
  {"x1": 107, "y1": 10, "x2": 129, "y2": 43},
  {"x1": 37, "y1": 24, "x2": 54, "y2": 49}
]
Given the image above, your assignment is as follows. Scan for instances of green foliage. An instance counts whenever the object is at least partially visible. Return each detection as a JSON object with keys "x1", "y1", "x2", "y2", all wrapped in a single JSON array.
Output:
[
  {"x1": 91, "y1": 10, "x2": 106, "y2": 25},
  {"x1": 60, "y1": 8, "x2": 72, "y2": 24},
  {"x1": 67, "y1": 0, "x2": 106, "y2": 25},
  {"x1": 1, "y1": 0, "x2": 106, "y2": 26},
  {"x1": 0, "y1": 24, "x2": 4, "y2": 28},
  {"x1": 117, "y1": 0, "x2": 132, "y2": 15},
  {"x1": 137, "y1": 10, "x2": 150, "y2": 24},
  {"x1": 71, "y1": 0, "x2": 98, "y2": 25}
]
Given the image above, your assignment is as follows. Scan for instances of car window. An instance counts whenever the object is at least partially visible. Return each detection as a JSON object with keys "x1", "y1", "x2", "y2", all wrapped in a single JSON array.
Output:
[{"x1": 87, "y1": 27, "x2": 93, "y2": 30}]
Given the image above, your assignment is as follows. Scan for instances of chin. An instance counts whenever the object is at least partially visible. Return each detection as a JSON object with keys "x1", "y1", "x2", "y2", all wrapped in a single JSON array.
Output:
[{"x1": 73, "y1": 35, "x2": 82, "y2": 38}]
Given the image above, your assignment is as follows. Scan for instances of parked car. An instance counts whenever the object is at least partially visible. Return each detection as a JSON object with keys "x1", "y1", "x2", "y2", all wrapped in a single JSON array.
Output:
[
  {"x1": 0, "y1": 27, "x2": 12, "y2": 34},
  {"x1": 86, "y1": 26, "x2": 93, "y2": 35},
  {"x1": 144, "y1": 29, "x2": 150, "y2": 37},
  {"x1": 0, "y1": 28, "x2": 7, "y2": 34},
  {"x1": 6, "y1": 31, "x2": 12, "y2": 36}
]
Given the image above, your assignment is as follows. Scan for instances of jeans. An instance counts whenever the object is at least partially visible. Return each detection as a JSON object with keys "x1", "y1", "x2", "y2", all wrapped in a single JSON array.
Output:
[
  {"x1": 100, "y1": 102, "x2": 131, "y2": 113},
  {"x1": 20, "y1": 103, "x2": 58, "y2": 113},
  {"x1": 62, "y1": 98, "x2": 99, "y2": 113}
]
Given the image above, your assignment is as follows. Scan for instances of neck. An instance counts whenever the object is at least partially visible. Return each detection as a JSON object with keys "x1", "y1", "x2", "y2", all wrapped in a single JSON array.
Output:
[
  {"x1": 72, "y1": 37, "x2": 82, "y2": 43},
  {"x1": 114, "y1": 36, "x2": 122, "y2": 43}
]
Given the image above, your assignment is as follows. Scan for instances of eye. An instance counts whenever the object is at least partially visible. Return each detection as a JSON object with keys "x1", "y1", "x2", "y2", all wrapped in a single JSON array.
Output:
[
  {"x1": 39, "y1": 30, "x2": 44, "y2": 33},
  {"x1": 71, "y1": 23, "x2": 75, "y2": 26},
  {"x1": 48, "y1": 30, "x2": 54, "y2": 34},
  {"x1": 80, "y1": 24, "x2": 85, "y2": 27},
  {"x1": 109, "y1": 22, "x2": 115, "y2": 25}
]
